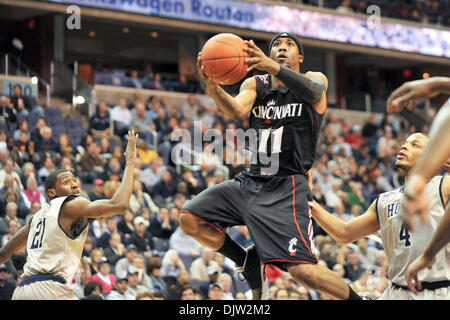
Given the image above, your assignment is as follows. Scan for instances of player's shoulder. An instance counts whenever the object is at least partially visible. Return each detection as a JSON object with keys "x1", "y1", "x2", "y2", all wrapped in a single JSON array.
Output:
[
  {"x1": 304, "y1": 71, "x2": 326, "y2": 78},
  {"x1": 252, "y1": 74, "x2": 271, "y2": 86},
  {"x1": 60, "y1": 195, "x2": 89, "y2": 211},
  {"x1": 305, "y1": 71, "x2": 328, "y2": 83},
  {"x1": 305, "y1": 72, "x2": 328, "y2": 93},
  {"x1": 428, "y1": 175, "x2": 446, "y2": 185},
  {"x1": 240, "y1": 75, "x2": 259, "y2": 90},
  {"x1": 425, "y1": 175, "x2": 448, "y2": 192},
  {"x1": 378, "y1": 187, "x2": 403, "y2": 203},
  {"x1": 437, "y1": 174, "x2": 450, "y2": 200}
]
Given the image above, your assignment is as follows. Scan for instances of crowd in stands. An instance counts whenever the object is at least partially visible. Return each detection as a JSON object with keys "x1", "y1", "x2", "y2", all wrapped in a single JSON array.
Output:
[
  {"x1": 0, "y1": 77, "x2": 428, "y2": 300},
  {"x1": 94, "y1": 65, "x2": 202, "y2": 95},
  {"x1": 283, "y1": 0, "x2": 449, "y2": 26}
]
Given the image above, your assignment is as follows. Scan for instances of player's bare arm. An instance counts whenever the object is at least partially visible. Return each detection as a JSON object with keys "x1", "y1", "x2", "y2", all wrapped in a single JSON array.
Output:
[
  {"x1": 387, "y1": 76, "x2": 450, "y2": 113},
  {"x1": 197, "y1": 52, "x2": 257, "y2": 119},
  {"x1": 0, "y1": 217, "x2": 32, "y2": 264},
  {"x1": 311, "y1": 199, "x2": 380, "y2": 244},
  {"x1": 407, "y1": 104, "x2": 450, "y2": 185},
  {"x1": 61, "y1": 130, "x2": 138, "y2": 223},
  {"x1": 243, "y1": 39, "x2": 327, "y2": 112}
]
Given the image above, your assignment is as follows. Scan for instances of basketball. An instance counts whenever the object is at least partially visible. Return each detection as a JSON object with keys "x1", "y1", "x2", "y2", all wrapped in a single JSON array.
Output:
[{"x1": 200, "y1": 33, "x2": 249, "y2": 85}]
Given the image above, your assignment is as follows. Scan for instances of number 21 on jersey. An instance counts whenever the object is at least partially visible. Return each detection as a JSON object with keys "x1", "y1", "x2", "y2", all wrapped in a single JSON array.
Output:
[{"x1": 30, "y1": 218, "x2": 46, "y2": 249}]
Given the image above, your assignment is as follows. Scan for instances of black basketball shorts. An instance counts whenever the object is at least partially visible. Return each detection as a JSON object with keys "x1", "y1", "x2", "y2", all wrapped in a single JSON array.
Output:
[{"x1": 180, "y1": 171, "x2": 318, "y2": 270}]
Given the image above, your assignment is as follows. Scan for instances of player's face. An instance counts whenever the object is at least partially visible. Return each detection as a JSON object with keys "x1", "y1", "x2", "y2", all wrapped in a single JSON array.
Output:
[
  {"x1": 395, "y1": 133, "x2": 427, "y2": 173},
  {"x1": 51, "y1": 172, "x2": 81, "y2": 198},
  {"x1": 270, "y1": 37, "x2": 304, "y2": 69}
]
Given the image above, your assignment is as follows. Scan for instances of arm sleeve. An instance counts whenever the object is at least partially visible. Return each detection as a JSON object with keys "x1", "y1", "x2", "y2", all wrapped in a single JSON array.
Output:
[{"x1": 276, "y1": 65, "x2": 325, "y2": 103}]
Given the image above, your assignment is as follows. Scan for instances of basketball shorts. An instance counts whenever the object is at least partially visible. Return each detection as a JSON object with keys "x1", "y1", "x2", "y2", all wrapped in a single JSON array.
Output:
[
  {"x1": 379, "y1": 283, "x2": 450, "y2": 300},
  {"x1": 12, "y1": 280, "x2": 77, "y2": 300},
  {"x1": 180, "y1": 171, "x2": 318, "y2": 270}
]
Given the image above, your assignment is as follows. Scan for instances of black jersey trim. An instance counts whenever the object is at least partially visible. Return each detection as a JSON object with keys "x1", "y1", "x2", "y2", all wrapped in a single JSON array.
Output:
[
  {"x1": 439, "y1": 176, "x2": 446, "y2": 209},
  {"x1": 57, "y1": 195, "x2": 88, "y2": 240},
  {"x1": 375, "y1": 195, "x2": 380, "y2": 226}
]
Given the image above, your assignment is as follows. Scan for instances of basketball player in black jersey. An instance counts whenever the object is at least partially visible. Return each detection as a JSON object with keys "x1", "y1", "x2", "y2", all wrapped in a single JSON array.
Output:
[{"x1": 179, "y1": 32, "x2": 362, "y2": 300}]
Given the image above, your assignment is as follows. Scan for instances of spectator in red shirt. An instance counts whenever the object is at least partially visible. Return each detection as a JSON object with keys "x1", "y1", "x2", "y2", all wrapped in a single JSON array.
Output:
[
  {"x1": 346, "y1": 125, "x2": 366, "y2": 151},
  {"x1": 90, "y1": 257, "x2": 117, "y2": 295}
]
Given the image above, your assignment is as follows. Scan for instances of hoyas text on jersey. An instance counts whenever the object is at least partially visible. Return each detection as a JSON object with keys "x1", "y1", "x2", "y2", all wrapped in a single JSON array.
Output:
[{"x1": 386, "y1": 201, "x2": 401, "y2": 219}]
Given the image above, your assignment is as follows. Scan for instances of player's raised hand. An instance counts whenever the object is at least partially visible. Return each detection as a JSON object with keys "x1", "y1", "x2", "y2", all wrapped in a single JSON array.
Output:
[
  {"x1": 401, "y1": 174, "x2": 430, "y2": 232},
  {"x1": 406, "y1": 253, "x2": 436, "y2": 295},
  {"x1": 124, "y1": 130, "x2": 138, "y2": 164},
  {"x1": 386, "y1": 78, "x2": 440, "y2": 113},
  {"x1": 197, "y1": 52, "x2": 217, "y2": 87},
  {"x1": 243, "y1": 40, "x2": 279, "y2": 75}
]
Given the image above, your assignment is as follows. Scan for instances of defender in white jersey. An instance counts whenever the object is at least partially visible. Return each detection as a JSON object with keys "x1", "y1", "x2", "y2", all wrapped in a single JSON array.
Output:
[
  {"x1": 309, "y1": 133, "x2": 450, "y2": 299},
  {"x1": 386, "y1": 77, "x2": 450, "y2": 294},
  {"x1": 0, "y1": 130, "x2": 138, "y2": 300}
]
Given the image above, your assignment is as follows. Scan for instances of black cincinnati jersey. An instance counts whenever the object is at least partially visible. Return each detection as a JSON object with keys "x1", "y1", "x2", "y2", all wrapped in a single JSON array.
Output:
[{"x1": 248, "y1": 73, "x2": 326, "y2": 176}]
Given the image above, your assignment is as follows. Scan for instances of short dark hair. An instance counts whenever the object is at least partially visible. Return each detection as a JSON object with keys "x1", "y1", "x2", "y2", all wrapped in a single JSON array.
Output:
[
  {"x1": 146, "y1": 256, "x2": 162, "y2": 274},
  {"x1": 45, "y1": 169, "x2": 70, "y2": 197},
  {"x1": 152, "y1": 291, "x2": 165, "y2": 299},
  {"x1": 181, "y1": 284, "x2": 196, "y2": 295},
  {"x1": 84, "y1": 281, "x2": 101, "y2": 296}
]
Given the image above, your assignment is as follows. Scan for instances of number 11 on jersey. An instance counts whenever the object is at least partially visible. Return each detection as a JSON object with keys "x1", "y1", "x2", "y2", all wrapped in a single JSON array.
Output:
[{"x1": 258, "y1": 126, "x2": 284, "y2": 154}]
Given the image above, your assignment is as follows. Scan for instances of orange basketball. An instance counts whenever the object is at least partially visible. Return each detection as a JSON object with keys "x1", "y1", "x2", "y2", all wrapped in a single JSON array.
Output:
[{"x1": 200, "y1": 33, "x2": 249, "y2": 85}]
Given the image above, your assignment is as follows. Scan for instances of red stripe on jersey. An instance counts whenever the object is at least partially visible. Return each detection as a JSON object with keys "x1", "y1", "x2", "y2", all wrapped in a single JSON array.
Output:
[
  {"x1": 263, "y1": 259, "x2": 316, "y2": 265},
  {"x1": 291, "y1": 175, "x2": 314, "y2": 257}
]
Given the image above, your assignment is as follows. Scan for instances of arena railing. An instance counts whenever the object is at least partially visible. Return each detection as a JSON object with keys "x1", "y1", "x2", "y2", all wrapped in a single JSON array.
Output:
[
  {"x1": 0, "y1": 52, "x2": 51, "y2": 108},
  {"x1": 50, "y1": 59, "x2": 93, "y2": 116}
]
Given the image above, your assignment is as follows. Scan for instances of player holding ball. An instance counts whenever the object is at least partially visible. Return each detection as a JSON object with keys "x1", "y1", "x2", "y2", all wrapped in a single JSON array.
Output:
[{"x1": 179, "y1": 32, "x2": 363, "y2": 300}]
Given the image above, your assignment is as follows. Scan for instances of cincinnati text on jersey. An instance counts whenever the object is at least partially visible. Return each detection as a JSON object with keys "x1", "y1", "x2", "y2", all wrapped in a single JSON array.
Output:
[{"x1": 251, "y1": 102, "x2": 303, "y2": 120}]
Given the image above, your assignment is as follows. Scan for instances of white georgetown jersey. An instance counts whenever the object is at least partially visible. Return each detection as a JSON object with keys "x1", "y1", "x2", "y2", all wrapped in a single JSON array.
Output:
[
  {"x1": 23, "y1": 195, "x2": 88, "y2": 284},
  {"x1": 376, "y1": 175, "x2": 449, "y2": 287}
]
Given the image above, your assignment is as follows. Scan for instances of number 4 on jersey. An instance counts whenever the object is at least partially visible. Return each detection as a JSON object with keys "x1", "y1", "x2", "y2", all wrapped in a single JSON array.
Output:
[{"x1": 399, "y1": 222, "x2": 411, "y2": 247}]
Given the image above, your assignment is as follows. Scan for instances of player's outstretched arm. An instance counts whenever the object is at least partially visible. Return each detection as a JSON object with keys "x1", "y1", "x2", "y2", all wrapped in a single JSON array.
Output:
[
  {"x1": 0, "y1": 219, "x2": 31, "y2": 264},
  {"x1": 197, "y1": 52, "x2": 256, "y2": 119},
  {"x1": 311, "y1": 200, "x2": 380, "y2": 244},
  {"x1": 408, "y1": 103, "x2": 450, "y2": 182},
  {"x1": 62, "y1": 130, "x2": 138, "y2": 219},
  {"x1": 386, "y1": 76, "x2": 450, "y2": 113},
  {"x1": 402, "y1": 105, "x2": 450, "y2": 230}
]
